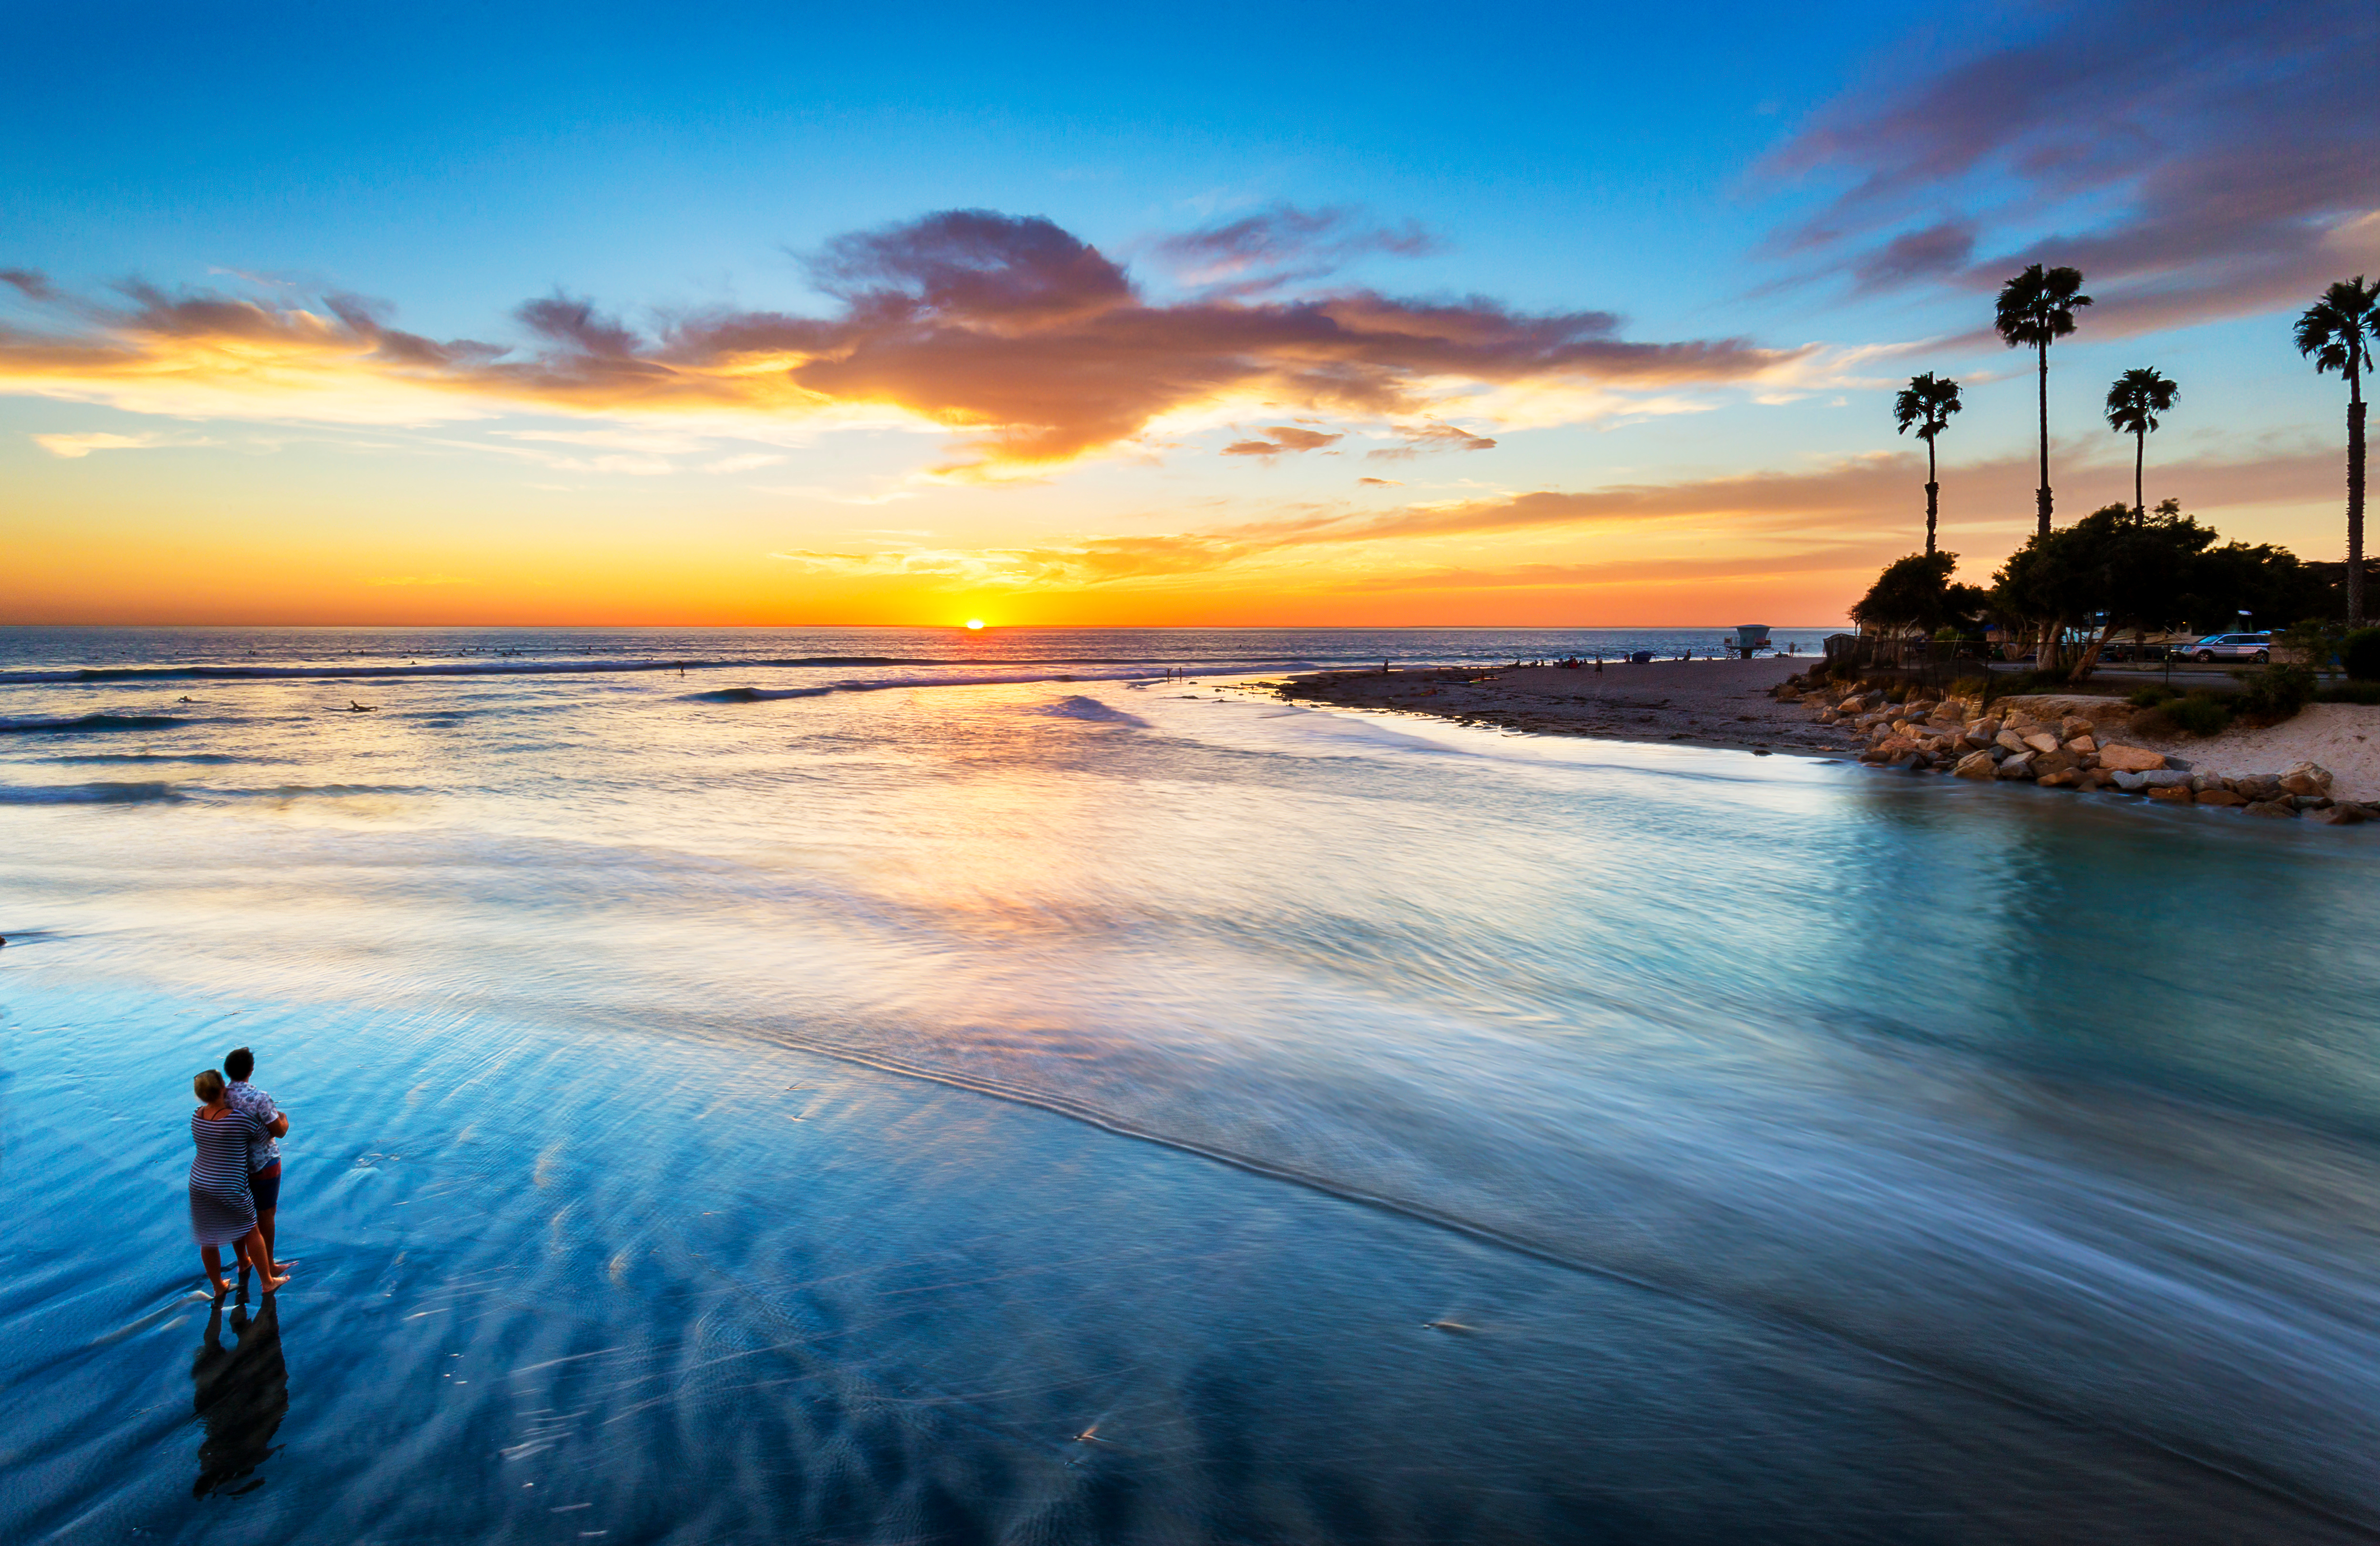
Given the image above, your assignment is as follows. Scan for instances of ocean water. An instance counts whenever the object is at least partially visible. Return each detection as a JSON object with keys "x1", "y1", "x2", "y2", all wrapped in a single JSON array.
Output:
[{"x1": 2, "y1": 626, "x2": 2377, "y2": 1545}]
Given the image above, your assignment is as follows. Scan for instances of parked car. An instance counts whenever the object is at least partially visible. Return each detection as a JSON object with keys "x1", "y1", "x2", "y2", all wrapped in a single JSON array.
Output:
[{"x1": 2182, "y1": 632, "x2": 2271, "y2": 663}]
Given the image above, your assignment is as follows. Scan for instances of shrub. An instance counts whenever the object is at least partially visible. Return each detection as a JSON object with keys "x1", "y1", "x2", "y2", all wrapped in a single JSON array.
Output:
[
  {"x1": 1947, "y1": 676, "x2": 1987, "y2": 701},
  {"x1": 2343, "y1": 627, "x2": 2380, "y2": 682},
  {"x1": 2164, "y1": 692, "x2": 2233, "y2": 737},
  {"x1": 2232, "y1": 663, "x2": 2316, "y2": 725},
  {"x1": 2127, "y1": 684, "x2": 2180, "y2": 708},
  {"x1": 2319, "y1": 679, "x2": 2380, "y2": 706}
]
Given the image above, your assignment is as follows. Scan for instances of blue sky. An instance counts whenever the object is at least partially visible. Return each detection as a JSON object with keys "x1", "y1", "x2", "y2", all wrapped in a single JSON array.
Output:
[{"x1": 2, "y1": 0, "x2": 2370, "y2": 625}]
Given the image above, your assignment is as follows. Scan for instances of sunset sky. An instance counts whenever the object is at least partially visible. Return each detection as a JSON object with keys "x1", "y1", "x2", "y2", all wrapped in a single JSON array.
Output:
[{"x1": 4, "y1": 0, "x2": 2373, "y2": 628}]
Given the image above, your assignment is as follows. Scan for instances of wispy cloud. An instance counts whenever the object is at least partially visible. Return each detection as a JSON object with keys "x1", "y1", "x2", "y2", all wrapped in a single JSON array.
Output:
[
  {"x1": 1221, "y1": 425, "x2": 1345, "y2": 458},
  {"x1": 1366, "y1": 421, "x2": 1498, "y2": 460},
  {"x1": 1763, "y1": 0, "x2": 2380, "y2": 331},
  {"x1": 0, "y1": 211, "x2": 1803, "y2": 472},
  {"x1": 31, "y1": 430, "x2": 212, "y2": 457},
  {"x1": 1149, "y1": 204, "x2": 1440, "y2": 297},
  {"x1": 765, "y1": 444, "x2": 2339, "y2": 592}
]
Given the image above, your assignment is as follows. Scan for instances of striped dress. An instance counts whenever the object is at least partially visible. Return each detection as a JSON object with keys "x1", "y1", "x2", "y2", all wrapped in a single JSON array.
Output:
[{"x1": 189, "y1": 1105, "x2": 264, "y2": 1246}]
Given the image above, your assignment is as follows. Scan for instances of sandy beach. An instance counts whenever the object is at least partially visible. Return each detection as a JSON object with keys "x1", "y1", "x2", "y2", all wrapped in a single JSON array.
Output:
[{"x1": 1276, "y1": 657, "x2": 1853, "y2": 756}]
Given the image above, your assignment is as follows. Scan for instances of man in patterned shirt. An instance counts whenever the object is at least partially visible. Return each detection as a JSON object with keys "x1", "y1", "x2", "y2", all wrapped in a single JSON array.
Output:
[{"x1": 223, "y1": 1047, "x2": 293, "y2": 1281}]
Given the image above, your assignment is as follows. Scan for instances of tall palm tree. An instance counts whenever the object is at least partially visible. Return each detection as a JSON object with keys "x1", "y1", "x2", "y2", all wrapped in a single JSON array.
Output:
[
  {"x1": 1994, "y1": 264, "x2": 2093, "y2": 538},
  {"x1": 1892, "y1": 372, "x2": 1962, "y2": 555},
  {"x1": 2103, "y1": 367, "x2": 2178, "y2": 521},
  {"x1": 2297, "y1": 275, "x2": 2379, "y2": 625}
]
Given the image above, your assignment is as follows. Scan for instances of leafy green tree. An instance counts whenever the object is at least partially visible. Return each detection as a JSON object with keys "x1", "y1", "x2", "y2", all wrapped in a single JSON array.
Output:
[
  {"x1": 2104, "y1": 367, "x2": 2177, "y2": 519},
  {"x1": 2296, "y1": 275, "x2": 2378, "y2": 624},
  {"x1": 1993, "y1": 502, "x2": 2219, "y2": 678},
  {"x1": 1851, "y1": 551, "x2": 1989, "y2": 637},
  {"x1": 1995, "y1": 264, "x2": 2093, "y2": 537},
  {"x1": 1892, "y1": 372, "x2": 1961, "y2": 556}
]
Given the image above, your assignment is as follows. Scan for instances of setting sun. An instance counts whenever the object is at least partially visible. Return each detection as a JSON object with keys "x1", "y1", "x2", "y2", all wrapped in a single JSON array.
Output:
[{"x1": 966, "y1": 619, "x2": 985, "y2": 629}]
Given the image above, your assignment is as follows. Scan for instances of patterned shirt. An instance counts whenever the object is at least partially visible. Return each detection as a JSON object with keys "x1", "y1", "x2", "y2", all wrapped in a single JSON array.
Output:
[{"x1": 225, "y1": 1079, "x2": 281, "y2": 1173}]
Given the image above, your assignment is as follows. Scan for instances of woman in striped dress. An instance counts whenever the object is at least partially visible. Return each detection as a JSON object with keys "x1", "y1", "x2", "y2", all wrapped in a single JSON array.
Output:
[{"x1": 190, "y1": 1070, "x2": 287, "y2": 1296}]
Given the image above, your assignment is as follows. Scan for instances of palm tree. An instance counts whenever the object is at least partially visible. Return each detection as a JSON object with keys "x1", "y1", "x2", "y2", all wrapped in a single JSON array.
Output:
[
  {"x1": 1892, "y1": 372, "x2": 1962, "y2": 555},
  {"x1": 2103, "y1": 367, "x2": 2178, "y2": 521},
  {"x1": 2297, "y1": 275, "x2": 2379, "y2": 625},
  {"x1": 1994, "y1": 264, "x2": 2093, "y2": 537}
]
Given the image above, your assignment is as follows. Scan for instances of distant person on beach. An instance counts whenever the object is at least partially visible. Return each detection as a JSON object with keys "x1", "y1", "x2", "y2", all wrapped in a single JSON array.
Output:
[
  {"x1": 223, "y1": 1047, "x2": 291, "y2": 1282},
  {"x1": 188, "y1": 1070, "x2": 287, "y2": 1296}
]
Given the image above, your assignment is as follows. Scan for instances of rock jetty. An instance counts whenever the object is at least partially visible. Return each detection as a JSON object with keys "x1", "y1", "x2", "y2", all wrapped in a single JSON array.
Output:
[{"x1": 1776, "y1": 674, "x2": 2372, "y2": 825}]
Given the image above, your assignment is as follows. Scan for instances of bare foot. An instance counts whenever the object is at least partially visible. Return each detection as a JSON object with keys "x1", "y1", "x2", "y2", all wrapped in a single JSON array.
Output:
[
  {"x1": 207, "y1": 1276, "x2": 232, "y2": 1297},
  {"x1": 271, "y1": 1260, "x2": 295, "y2": 1273},
  {"x1": 261, "y1": 1271, "x2": 290, "y2": 1292}
]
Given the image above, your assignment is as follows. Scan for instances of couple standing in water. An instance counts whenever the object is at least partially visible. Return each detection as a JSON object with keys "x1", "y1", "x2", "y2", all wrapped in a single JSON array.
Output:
[{"x1": 189, "y1": 1047, "x2": 293, "y2": 1295}]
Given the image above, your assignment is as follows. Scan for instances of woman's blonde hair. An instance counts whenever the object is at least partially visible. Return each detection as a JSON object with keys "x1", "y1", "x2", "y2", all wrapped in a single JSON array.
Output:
[{"x1": 193, "y1": 1068, "x2": 226, "y2": 1102}]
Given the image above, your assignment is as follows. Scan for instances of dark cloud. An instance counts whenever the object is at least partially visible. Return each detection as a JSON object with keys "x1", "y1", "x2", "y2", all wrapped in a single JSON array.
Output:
[
  {"x1": 515, "y1": 294, "x2": 644, "y2": 358},
  {"x1": 1, "y1": 268, "x2": 56, "y2": 302},
  {"x1": 1222, "y1": 439, "x2": 1283, "y2": 457},
  {"x1": 0, "y1": 210, "x2": 1798, "y2": 466},
  {"x1": 1767, "y1": 0, "x2": 2380, "y2": 330},
  {"x1": 809, "y1": 209, "x2": 1132, "y2": 321},
  {"x1": 1851, "y1": 221, "x2": 1976, "y2": 293}
]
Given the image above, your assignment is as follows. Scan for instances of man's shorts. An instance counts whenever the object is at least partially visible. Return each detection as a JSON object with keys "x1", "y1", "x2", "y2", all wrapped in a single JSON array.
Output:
[{"x1": 251, "y1": 1161, "x2": 282, "y2": 1212}]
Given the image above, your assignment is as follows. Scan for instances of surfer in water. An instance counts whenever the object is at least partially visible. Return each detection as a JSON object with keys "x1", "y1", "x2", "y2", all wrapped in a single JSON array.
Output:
[{"x1": 347, "y1": 701, "x2": 376, "y2": 713}]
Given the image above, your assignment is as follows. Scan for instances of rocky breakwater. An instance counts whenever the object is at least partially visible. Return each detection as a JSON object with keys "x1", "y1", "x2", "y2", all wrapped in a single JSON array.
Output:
[{"x1": 1773, "y1": 676, "x2": 2375, "y2": 825}]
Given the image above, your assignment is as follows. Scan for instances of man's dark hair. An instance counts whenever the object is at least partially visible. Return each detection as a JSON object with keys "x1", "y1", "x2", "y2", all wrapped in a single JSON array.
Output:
[{"x1": 224, "y1": 1046, "x2": 255, "y2": 1081}]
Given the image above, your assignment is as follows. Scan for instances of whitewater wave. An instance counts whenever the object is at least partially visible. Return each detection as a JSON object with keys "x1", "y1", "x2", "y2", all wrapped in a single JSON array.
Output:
[
  {"x1": 0, "y1": 655, "x2": 933, "y2": 686},
  {"x1": 1032, "y1": 696, "x2": 1150, "y2": 727},
  {"x1": 0, "y1": 654, "x2": 1341, "y2": 687},
  {"x1": 687, "y1": 686, "x2": 839, "y2": 703}
]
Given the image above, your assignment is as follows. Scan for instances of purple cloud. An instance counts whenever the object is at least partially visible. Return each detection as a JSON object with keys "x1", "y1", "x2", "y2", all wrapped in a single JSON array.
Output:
[{"x1": 1766, "y1": 0, "x2": 2380, "y2": 330}]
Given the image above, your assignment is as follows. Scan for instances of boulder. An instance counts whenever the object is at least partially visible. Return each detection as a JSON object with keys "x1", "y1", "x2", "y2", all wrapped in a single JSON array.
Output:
[
  {"x1": 2195, "y1": 788, "x2": 2247, "y2": 808},
  {"x1": 2140, "y1": 769, "x2": 2193, "y2": 788},
  {"x1": 2313, "y1": 804, "x2": 2369, "y2": 825},
  {"x1": 1996, "y1": 753, "x2": 2037, "y2": 780},
  {"x1": 2294, "y1": 795, "x2": 2333, "y2": 810},
  {"x1": 1952, "y1": 750, "x2": 1997, "y2": 780},
  {"x1": 2234, "y1": 775, "x2": 2284, "y2": 802},
  {"x1": 2032, "y1": 749, "x2": 2078, "y2": 777},
  {"x1": 2065, "y1": 735, "x2": 2097, "y2": 755},
  {"x1": 1995, "y1": 729, "x2": 2032, "y2": 754},
  {"x1": 2278, "y1": 761, "x2": 2334, "y2": 798},
  {"x1": 2037, "y1": 768, "x2": 2083, "y2": 788},
  {"x1": 2096, "y1": 742, "x2": 2166, "y2": 773},
  {"x1": 1837, "y1": 697, "x2": 1866, "y2": 713},
  {"x1": 2058, "y1": 717, "x2": 2096, "y2": 740},
  {"x1": 2110, "y1": 770, "x2": 2149, "y2": 792},
  {"x1": 2147, "y1": 784, "x2": 2194, "y2": 803},
  {"x1": 2246, "y1": 799, "x2": 2299, "y2": 819},
  {"x1": 2022, "y1": 731, "x2": 2062, "y2": 755}
]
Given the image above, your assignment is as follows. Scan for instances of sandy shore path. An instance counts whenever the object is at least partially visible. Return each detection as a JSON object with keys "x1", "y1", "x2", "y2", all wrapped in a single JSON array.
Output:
[{"x1": 1276, "y1": 658, "x2": 1856, "y2": 756}]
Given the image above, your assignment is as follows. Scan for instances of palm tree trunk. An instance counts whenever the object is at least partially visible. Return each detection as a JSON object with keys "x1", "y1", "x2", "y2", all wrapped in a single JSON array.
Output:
[
  {"x1": 2350, "y1": 369, "x2": 2367, "y2": 626},
  {"x1": 2134, "y1": 427, "x2": 2145, "y2": 520},
  {"x1": 2036, "y1": 339, "x2": 2053, "y2": 537},
  {"x1": 1925, "y1": 437, "x2": 1939, "y2": 556}
]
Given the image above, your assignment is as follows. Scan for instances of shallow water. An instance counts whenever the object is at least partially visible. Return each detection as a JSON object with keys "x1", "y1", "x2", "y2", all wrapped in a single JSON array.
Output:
[{"x1": 3, "y1": 627, "x2": 2378, "y2": 1544}]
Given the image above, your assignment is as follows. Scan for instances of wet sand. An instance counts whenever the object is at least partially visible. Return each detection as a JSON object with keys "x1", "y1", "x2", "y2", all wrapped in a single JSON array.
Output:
[{"x1": 1276, "y1": 658, "x2": 1855, "y2": 757}]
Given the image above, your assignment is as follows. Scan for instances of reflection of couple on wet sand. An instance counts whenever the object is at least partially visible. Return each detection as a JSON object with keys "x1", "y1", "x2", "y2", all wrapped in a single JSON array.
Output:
[
  {"x1": 191, "y1": 1292, "x2": 289, "y2": 1497},
  {"x1": 188, "y1": 1047, "x2": 292, "y2": 1296}
]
